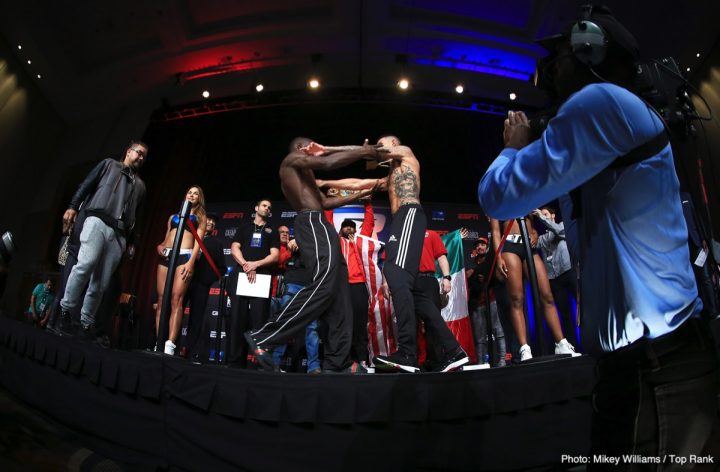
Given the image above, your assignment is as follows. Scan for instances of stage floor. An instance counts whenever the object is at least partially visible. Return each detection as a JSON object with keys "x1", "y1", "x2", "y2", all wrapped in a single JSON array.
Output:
[{"x1": 0, "y1": 317, "x2": 596, "y2": 471}]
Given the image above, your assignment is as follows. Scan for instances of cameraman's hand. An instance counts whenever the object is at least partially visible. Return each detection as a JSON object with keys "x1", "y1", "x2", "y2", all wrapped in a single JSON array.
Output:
[{"x1": 503, "y1": 110, "x2": 531, "y2": 150}]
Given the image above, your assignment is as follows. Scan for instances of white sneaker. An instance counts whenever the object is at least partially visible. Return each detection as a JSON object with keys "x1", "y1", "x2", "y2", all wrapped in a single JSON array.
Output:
[
  {"x1": 164, "y1": 340, "x2": 176, "y2": 355},
  {"x1": 555, "y1": 338, "x2": 581, "y2": 357},
  {"x1": 519, "y1": 344, "x2": 533, "y2": 361}
]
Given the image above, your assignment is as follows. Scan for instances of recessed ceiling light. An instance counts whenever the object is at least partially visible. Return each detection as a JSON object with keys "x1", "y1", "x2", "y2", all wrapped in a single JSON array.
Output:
[
  {"x1": 37, "y1": 74, "x2": 41, "y2": 79},
  {"x1": 509, "y1": 92, "x2": 517, "y2": 101},
  {"x1": 255, "y1": 83, "x2": 264, "y2": 92},
  {"x1": 696, "y1": 53, "x2": 701, "y2": 58},
  {"x1": 202, "y1": 90, "x2": 210, "y2": 98},
  {"x1": 455, "y1": 84, "x2": 464, "y2": 94},
  {"x1": 27, "y1": 60, "x2": 31, "y2": 65},
  {"x1": 398, "y1": 78, "x2": 409, "y2": 90},
  {"x1": 686, "y1": 67, "x2": 691, "y2": 72},
  {"x1": 17, "y1": 45, "x2": 22, "y2": 50},
  {"x1": 308, "y1": 78, "x2": 320, "y2": 89}
]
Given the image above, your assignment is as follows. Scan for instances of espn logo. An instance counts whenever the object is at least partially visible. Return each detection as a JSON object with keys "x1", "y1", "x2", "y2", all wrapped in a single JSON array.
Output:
[
  {"x1": 223, "y1": 212, "x2": 244, "y2": 219},
  {"x1": 457, "y1": 213, "x2": 480, "y2": 220}
]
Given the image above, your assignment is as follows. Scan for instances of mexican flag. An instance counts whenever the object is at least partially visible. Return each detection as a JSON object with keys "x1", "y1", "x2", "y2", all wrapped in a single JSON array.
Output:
[{"x1": 436, "y1": 230, "x2": 477, "y2": 362}]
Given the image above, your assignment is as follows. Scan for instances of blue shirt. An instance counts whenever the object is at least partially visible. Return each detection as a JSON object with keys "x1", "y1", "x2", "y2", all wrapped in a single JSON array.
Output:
[{"x1": 478, "y1": 83, "x2": 702, "y2": 354}]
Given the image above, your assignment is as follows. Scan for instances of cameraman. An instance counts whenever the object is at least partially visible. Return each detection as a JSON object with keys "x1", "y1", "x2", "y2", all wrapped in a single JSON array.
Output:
[{"x1": 478, "y1": 5, "x2": 717, "y2": 462}]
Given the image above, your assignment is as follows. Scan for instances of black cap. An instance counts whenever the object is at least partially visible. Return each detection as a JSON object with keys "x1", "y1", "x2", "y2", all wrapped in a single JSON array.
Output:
[
  {"x1": 206, "y1": 212, "x2": 219, "y2": 221},
  {"x1": 340, "y1": 219, "x2": 356, "y2": 229},
  {"x1": 537, "y1": 5, "x2": 640, "y2": 61}
]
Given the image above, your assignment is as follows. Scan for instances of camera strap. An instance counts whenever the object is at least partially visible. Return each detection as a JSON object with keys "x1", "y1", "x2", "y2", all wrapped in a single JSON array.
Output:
[{"x1": 570, "y1": 130, "x2": 670, "y2": 219}]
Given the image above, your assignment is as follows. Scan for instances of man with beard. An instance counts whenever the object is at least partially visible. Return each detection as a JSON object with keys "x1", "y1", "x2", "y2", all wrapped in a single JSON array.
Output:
[
  {"x1": 59, "y1": 141, "x2": 147, "y2": 345},
  {"x1": 227, "y1": 199, "x2": 280, "y2": 367},
  {"x1": 478, "y1": 5, "x2": 718, "y2": 462}
]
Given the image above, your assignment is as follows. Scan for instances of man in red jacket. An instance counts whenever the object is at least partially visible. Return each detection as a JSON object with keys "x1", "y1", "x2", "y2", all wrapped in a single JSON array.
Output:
[{"x1": 337, "y1": 200, "x2": 375, "y2": 366}]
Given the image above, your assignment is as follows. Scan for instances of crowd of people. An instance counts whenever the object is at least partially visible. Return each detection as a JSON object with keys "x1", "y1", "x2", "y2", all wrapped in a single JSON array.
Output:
[{"x1": 22, "y1": 4, "x2": 719, "y2": 461}]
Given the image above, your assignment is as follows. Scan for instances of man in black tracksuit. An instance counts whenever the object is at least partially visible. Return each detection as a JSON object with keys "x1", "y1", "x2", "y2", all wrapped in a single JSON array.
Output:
[{"x1": 245, "y1": 137, "x2": 380, "y2": 373}]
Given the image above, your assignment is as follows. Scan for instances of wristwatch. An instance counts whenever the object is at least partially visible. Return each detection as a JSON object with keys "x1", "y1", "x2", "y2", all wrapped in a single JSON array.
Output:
[{"x1": 442, "y1": 275, "x2": 451, "y2": 281}]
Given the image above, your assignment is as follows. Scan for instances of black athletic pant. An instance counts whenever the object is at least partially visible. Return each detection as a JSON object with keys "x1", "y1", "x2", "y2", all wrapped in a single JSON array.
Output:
[
  {"x1": 187, "y1": 281, "x2": 212, "y2": 357},
  {"x1": 251, "y1": 210, "x2": 352, "y2": 371},
  {"x1": 415, "y1": 274, "x2": 460, "y2": 363},
  {"x1": 550, "y1": 268, "x2": 578, "y2": 347},
  {"x1": 383, "y1": 204, "x2": 426, "y2": 360},
  {"x1": 349, "y1": 282, "x2": 370, "y2": 363},
  {"x1": 228, "y1": 281, "x2": 271, "y2": 366}
]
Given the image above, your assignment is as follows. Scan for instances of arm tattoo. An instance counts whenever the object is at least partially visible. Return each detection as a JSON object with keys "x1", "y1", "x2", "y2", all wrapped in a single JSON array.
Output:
[{"x1": 391, "y1": 165, "x2": 419, "y2": 200}]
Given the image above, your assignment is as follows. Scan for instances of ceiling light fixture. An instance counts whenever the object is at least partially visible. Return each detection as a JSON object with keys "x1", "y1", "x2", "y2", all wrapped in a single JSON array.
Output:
[
  {"x1": 696, "y1": 53, "x2": 701, "y2": 58},
  {"x1": 27, "y1": 60, "x2": 31, "y2": 65},
  {"x1": 255, "y1": 83, "x2": 264, "y2": 92},
  {"x1": 308, "y1": 78, "x2": 320, "y2": 89},
  {"x1": 686, "y1": 67, "x2": 691, "y2": 72},
  {"x1": 17, "y1": 45, "x2": 22, "y2": 50},
  {"x1": 509, "y1": 92, "x2": 517, "y2": 101},
  {"x1": 398, "y1": 78, "x2": 409, "y2": 90},
  {"x1": 202, "y1": 90, "x2": 210, "y2": 98},
  {"x1": 455, "y1": 85, "x2": 464, "y2": 94},
  {"x1": 37, "y1": 74, "x2": 41, "y2": 79}
]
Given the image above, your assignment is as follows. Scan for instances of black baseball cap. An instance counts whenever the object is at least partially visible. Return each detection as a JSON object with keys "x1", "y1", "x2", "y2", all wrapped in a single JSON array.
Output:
[{"x1": 340, "y1": 219, "x2": 356, "y2": 229}]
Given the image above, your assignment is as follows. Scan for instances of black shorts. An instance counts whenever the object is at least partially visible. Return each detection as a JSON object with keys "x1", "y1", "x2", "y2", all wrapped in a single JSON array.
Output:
[
  {"x1": 159, "y1": 253, "x2": 191, "y2": 268},
  {"x1": 501, "y1": 242, "x2": 536, "y2": 262}
]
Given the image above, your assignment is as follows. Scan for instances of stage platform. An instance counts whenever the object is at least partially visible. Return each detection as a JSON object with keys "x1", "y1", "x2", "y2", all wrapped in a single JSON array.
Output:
[{"x1": 0, "y1": 317, "x2": 595, "y2": 471}]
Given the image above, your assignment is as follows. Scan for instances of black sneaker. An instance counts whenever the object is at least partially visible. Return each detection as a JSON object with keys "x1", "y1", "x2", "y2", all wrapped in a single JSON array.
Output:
[
  {"x1": 80, "y1": 324, "x2": 97, "y2": 341},
  {"x1": 437, "y1": 347, "x2": 469, "y2": 373},
  {"x1": 58, "y1": 309, "x2": 77, "y2": 336},
  {"x1": 373, "y1": 353, "x2": 419, "y2": 373},
  {"x1": 243, "y1": 331, "x2": 274, "y2": 370}
]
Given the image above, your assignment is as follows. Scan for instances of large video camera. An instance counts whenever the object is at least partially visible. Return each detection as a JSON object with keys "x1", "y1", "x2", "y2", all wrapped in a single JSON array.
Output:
[
  {"x1": 529, "y1": 56, "x2": 696, "y2": 140},
  {"x1": 634, "y1": 57, "x2": 697, "y2": 138}
]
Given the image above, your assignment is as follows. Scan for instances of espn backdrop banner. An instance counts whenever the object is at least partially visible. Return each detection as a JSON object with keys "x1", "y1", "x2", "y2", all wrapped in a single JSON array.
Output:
[{"x1": 183, "y1": 201, "x2": 490, "y2": 365}]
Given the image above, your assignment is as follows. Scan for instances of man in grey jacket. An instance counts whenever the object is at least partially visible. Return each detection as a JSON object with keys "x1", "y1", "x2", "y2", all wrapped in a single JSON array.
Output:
[
  {"x1": 59, "y1": 141, "x2": 147, "y2": 343},
  {"x1": 532, "y1": 207, "x2": 578, "y2": 348}
]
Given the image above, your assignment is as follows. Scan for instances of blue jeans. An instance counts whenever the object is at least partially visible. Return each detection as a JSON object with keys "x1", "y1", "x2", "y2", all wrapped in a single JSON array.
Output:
[
  {"x1": 590, "y1": 319, "x2": 719, "y2": 470},
  {"x1": 60, "y1": 217, "x2": 125, "y2": 328},
  {"x1": 271, "y1": 283, "x2": 320, "y2": 372}
]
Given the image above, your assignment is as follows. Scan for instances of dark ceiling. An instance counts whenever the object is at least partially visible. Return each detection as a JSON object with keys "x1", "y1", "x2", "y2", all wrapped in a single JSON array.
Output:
[{"x1": 2, "y1": 0, "x2": 719, "y2": 124}]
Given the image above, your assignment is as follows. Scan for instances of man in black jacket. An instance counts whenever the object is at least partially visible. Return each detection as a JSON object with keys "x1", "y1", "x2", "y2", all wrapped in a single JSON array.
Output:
[{"x1": 59, "y1": 141, "x2": 147, "y2": 343}]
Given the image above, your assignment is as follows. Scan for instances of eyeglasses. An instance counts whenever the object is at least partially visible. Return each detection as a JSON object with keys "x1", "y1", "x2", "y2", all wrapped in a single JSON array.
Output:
[{"x1": 131, "y1": 148, "x2": 146, "y2": 157}]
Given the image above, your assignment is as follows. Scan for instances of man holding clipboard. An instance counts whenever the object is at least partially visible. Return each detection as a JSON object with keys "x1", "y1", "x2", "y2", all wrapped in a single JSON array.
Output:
[{"x1": 228, "y1": 199, "x2": 280, "y2": 367}]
